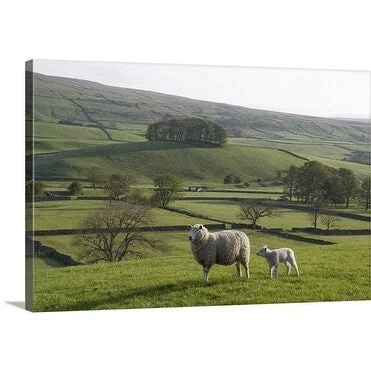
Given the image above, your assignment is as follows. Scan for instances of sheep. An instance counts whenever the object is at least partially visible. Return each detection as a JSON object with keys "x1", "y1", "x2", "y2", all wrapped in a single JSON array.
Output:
[
  {"x1": 257, "y1": 245, "x2": 299, "y2": 278},
  {"x1": 188, "y1": 224, "x2": 250, "y2": 282}
]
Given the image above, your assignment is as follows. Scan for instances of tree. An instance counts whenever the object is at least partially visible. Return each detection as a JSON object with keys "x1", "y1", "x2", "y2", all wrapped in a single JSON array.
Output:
[
  {"x1": 26, "y1": 180, "x2": 46, "y2": 197},
  {"x1": 224, "y1": 174, "x2": 242, "y2": 184},
  {"x1": 338, "y1": 168, "x2": 358, "y2": 207},
  {"x1": 151, "y1": 173, "x2": 182, "y2": 207},
  {"x1": 87, "y1": 166, "x2": 103, "y2": 189},
  {"x1": 75, "y1": 202, "x2": 164, "y2": 263},
  {"x1": 104, "y1": 173, "x2": 131, "y2": 200},
  {"x1": 283, "y1": 166, "x2": 299, "y2": 201},
  {"x1": 298, "y1": 161, "x2": 332, "y2": 203},
  {"x1": 238, "y1": 199, "x2": 277, "y2": 228},
  {"x1": 67, "y1": 181, "x2": 83, "y2": 196},
  {"x1": 320, "y1": 209, "x2": 341, "y2": 230},
  {"x1": 322, "y1": 173, "x2": 344, "y2": 206},
  {"x1": 358, "y1": 176, "x2": 371, "y2": 211},
  {"x1": 307, "y1": 193, "x2": 329, "y2": 229}
]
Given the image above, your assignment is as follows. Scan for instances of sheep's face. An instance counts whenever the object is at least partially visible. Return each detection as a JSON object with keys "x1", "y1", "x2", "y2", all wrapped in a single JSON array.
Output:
[
  {"x1": 188, "y1": 224, "x2": 205, "y2": 242},
  {"x1": 257, "y1": 246, "x2": 268, "y2": 257}
]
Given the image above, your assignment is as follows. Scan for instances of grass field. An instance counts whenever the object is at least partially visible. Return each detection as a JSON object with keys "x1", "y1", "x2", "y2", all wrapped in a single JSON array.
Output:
[
  {"x1": 32, "y1": 232, "x2": 370, "y2": 312},
  {"x1": 31, "y1": 141, "x2": 307, "y2": 182},
  {"x1": 172, "y1": 199, "x2": 371, "y2": 230},
  {"x1": 30, "y1": 200, "x2": 211, "y2": 231},
  {"x1": 27, "y1": 73, "x2": 370, "y2": 312}
]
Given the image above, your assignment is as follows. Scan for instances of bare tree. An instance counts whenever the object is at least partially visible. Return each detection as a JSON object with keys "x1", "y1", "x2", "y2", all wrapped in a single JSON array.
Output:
[
  {"x1": 238, "y1": 199, "x2": 277, "y2": 228},
  {"x1": 75, "y1": 202, "x2": 164, "y2": 263},
  {"x1": 320, "y1": 209, "x2": 341, "y2": 230},
  {"x1": 308, "y1": 194, "x2": 330, "y2": 229}
]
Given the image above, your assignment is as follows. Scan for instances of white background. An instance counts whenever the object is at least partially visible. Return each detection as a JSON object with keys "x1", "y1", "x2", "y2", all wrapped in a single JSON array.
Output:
[{"x1": 0, "y1": 1, "x2": 370, "y2": 370}]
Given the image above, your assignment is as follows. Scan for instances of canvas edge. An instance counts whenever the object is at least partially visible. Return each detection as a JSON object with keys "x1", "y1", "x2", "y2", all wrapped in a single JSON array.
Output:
[{"x1": 25, "y1": 60, "x2": 34, "y2": 312}]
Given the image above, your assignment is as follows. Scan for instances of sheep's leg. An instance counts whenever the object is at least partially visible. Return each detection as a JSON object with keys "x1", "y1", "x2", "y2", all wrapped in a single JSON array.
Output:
[
  {"x1": 236, "y1": 262, "x2": 242, "y2": 278},
  {"x1": 242, "y1": 262, "x2": 250, "y2": 279},
  {"x1": 202, "y1": 266, "x2": 210, "y2": 283},
  {"x1": 285, "y1": 261, "x2": 291, "y2": 275}
]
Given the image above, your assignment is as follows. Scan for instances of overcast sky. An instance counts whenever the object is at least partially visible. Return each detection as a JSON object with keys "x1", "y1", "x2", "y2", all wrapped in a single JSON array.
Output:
[{"x1": 33, "y1": 59, "x2": 370, "y2": 119}]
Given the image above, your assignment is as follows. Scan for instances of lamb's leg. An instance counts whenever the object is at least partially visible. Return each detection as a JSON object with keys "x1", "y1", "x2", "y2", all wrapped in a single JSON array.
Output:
[
  {"x1": 292, "y1": 261, "x2": 300, "y2": 276},
  {"x1": 242, "y1": 262, "x2": 250, "y2": 279},
  {"x1": 269, "y1": 265, "x2": 274, "y2": 278},
  {"x1": 285, "y1": 261, "x2": 291, "y2": 275},
  {"x1": 274, "y1": 264, "x2": 279, "y2": 278}
]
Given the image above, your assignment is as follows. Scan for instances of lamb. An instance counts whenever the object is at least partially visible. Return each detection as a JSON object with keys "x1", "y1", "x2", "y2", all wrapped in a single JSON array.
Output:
[
  {"x1": 188, "y1": 224, "x2": 250, "y2": 282},
  {"x1": 257, "y1": 245, "x2": 299, "y2": 278}
]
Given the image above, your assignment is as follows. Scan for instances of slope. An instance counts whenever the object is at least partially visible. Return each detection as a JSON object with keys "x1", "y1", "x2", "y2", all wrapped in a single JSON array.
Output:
[
  {"x1": 31, "y1": 73, "x2": 370, "y2": 144},
  {"x1": 32, "y1": 141, "x2": 306, "y2": 183}
]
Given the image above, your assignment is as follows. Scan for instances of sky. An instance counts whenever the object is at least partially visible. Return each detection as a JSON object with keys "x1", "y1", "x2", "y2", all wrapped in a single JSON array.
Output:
[{"x1": 33, "y1": 59, "x2": 370, "y2": 119}]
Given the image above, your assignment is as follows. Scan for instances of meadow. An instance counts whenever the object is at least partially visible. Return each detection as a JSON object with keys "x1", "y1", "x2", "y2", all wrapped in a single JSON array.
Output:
[
  {"x1": 27, "y1": 73, "x2": 370, "y2": 312},
  {"x1": 32, "y1": 232, "x2": 370, "y2": 312}
]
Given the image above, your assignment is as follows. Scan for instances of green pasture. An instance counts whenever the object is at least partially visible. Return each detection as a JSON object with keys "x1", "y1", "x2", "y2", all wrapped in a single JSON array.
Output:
[
  {"x1": 32, "y1": 141, "x2": 306, "y2": 183},
  {"x1": 28, "y1": 122, "x2": 147, "y2": 154},
  {"x1": 30, "y1": 199, "x2": 211, "y2": 231},
  {"x1": 172, "y1": 199, "x2": 370, "y2": 230},
  {"x1": 179, "y1": 191, "x2": 282, "y2": 199},
  {"x1": 232, "y1": 138, "x2": 370, "y2": 177},
  {"x1": 32, "y1": 232, "x2": 370, "y2": 311}
]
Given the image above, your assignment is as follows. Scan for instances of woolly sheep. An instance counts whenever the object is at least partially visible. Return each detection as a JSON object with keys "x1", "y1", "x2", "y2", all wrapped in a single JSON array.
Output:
[
  {"x1": 188, "y1": 224, "x2": 250, "y2": 282},
  {"x1": 257, "y1": 245, "x2": 299, "y2": 278}
]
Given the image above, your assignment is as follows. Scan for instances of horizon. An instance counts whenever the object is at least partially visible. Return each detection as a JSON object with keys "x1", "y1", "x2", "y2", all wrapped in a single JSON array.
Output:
[{"x1": 32, "y1": 60, "x2": 370, "y2": 120}]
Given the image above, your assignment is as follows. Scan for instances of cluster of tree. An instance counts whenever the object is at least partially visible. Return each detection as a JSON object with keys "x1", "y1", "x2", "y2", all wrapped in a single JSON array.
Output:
[
  {"x1": 283, "y1": 161, "x2": 370, "y2": 210},
  {"x1": 85, "y1": 167, "x2": 136, "y2": 200},
  {"x1": 223, "y1": 173, "x2": 242, "y2": 184},
  {"x1": 145, "y1": 117, "x2": 227, "y2": 147},
  {"x1": 86, "y1": 167, "x2": 184, "y2": 207},
  {"x1": 223, "y1": 174, "x2": 250, "y2": 188}
]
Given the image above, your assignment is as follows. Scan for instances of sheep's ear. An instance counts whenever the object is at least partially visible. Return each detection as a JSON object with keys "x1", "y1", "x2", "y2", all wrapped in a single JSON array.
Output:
[
  {"x1": 199, "y1": 225, "x2": 203, "y2": 230},
  {"x1": 188, "y1": 225, "x2": 192, "y2": 229},
  {"x1": 264, "y1": 246, "x2": 267, "y2": 250}
]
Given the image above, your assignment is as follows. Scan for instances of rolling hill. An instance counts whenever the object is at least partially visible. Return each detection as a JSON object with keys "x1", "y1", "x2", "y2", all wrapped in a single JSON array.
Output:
[
  {"x1": 27, "y1": 72, "x2": 370, "y2": 182},
  {"x1": 32, "y1": 141, "x2": 306, "y2": 183},
  {"x1": 31, "y1": 72, "x2": 370, "y2": 143}
]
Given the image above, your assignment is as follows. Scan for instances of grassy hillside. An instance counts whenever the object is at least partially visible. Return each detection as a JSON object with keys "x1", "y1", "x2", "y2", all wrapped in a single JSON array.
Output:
[
  {"x1": 32, "y1": 232, "x2": 370, "y2": 311},
  {"x1": 31, "y1": 72, "x2": 370, "y2": 144},
  {"x1": 32, "y1": 141, "x2": 306, "y2": 183}
]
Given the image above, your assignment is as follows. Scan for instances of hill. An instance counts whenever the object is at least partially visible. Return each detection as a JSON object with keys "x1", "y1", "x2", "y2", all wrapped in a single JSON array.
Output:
[
  {"x1": 32, "y1": 141, "x2": 306, "y2": 183},
  {"x1": 32, "y1": 73, "x2": 370, "y2": 143}
]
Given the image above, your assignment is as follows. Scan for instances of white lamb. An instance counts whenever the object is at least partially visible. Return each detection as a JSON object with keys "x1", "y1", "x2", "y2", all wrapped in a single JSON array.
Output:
[
  {"x1": 257, "y1": 245, "x2": 299, "y2": 278},
  {"x1": 188, "y1": 224, "x2": 250, "y2": 282}
]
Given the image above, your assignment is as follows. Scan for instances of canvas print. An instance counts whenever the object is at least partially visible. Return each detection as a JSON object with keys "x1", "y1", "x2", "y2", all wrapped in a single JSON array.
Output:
[{"x1": 25, "y1": 60, "x2": 370, "y2": 312}]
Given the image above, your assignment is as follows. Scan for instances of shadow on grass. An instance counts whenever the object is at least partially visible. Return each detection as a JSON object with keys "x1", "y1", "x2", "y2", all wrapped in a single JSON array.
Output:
[
  {"x1": 53, "y1": 279, "x2": 214, "y2": 312},
  {"x1": 37, "y1": 256, "x2": 67, "y2": 269}
]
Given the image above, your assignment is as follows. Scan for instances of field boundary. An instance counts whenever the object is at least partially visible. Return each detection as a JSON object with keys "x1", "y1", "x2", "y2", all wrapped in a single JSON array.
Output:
[
  {"x1": 177, "y1": 197, "x2": 371, "y2": 222},
  {"x1": 26, "y1": 235, "x2": 82, "y2": 266},
  {"x1": 291, "y1": 227, "x2": 371, "y2": 236}
]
